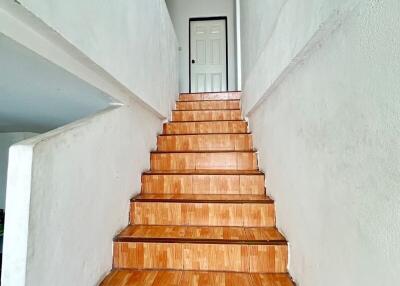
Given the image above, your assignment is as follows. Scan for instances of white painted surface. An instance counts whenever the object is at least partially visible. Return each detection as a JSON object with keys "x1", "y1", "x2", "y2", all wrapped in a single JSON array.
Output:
[
  {"x1": 166, "y1": 0, "x2": 237, "y2": 92},
  {"x1": 0, "y1": 34, "x2": 112, "y2": 132},
  {"x1": 241, "y1": 0, "x2": 361, "y2": 114},
  {"x1": 0, "y1": 133, "x2": 37, "y2": 209},
  {"x1": 234, "y1": 0, "x2": 241, "y2": 90},
  {"x1": 190, "y1": 19, "x2": 227, "y2": 92},
  {"x1": 242, "y1": 0, "x2": 400, "y2": 285},
  {"x1": 2, "y1": 100, "x2": 162, "y2": 286},
  {"x1": 2, "y1": 0, "x2": 178, "y2": 118},
  {"x1": 0, "y1": 1, "x2": 180, "y2": 285}
]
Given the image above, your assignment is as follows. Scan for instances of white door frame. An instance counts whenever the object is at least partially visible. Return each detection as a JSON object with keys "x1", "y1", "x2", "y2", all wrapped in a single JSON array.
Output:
[{"x1": 189, "y1": 16, "x2": 228, "y2": 93}]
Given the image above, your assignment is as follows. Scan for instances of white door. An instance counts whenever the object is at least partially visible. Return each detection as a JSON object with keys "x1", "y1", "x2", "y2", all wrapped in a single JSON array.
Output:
[{"x1": 190, "y1": 19, "x2": 227, "y2": 93}]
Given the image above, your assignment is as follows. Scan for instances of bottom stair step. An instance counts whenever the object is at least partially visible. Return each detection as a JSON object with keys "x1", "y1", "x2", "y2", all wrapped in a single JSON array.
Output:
[
  {"x1": 113, "y1": 225, "x2": 288, "y2": 273},
  {"x1": 100, "y1": 270, "x2": 295, "y2": 286}
]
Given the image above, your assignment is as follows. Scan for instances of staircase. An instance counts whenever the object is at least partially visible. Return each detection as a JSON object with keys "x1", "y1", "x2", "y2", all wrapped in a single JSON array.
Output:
[{"x1": 100, "y1": 92, "x2": 294, "y2": 286}]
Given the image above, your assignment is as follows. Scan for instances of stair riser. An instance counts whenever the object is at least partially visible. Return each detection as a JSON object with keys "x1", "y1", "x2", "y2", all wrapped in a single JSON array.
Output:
[
  {"x1": 179, "y1": 92, "x2": 241, "y2": 101},
  {"x1": 130, "y1": 202, "x2": 275, "y2": 227},
  {"x1": 163, "y1": 121, "x2": 248, "y2": 134},
  {"x1": 150, "y1": 153, "x2": 258, "y2": 171},
  {"x1": 142, "y1": 174, "x2": 265, "y2": 195},
  {"x1": 157, "y1": 134, "x2": 253, "y2": 151},
  {"x1": 176, "y1": 100, "x2": 240, "y2": 110},
  {"x1": 113, "y1": 242, "x2": 287, "y2": 273},
  {"x1": 172, "y1": 110, "x2": 242, "y2": 121}
]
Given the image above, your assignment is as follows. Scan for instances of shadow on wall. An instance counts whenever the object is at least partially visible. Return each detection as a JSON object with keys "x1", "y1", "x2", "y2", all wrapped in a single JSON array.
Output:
[{"x1": 0, "y1": 33, "x2": 114, "y2": 273}]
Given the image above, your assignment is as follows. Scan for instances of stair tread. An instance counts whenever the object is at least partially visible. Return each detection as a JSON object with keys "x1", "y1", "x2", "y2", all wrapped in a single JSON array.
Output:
[
  {"x1": 173, "y1": 109, "x2": 241, "y2": 111},
  {"x1": 115, "y1": 225, "x2": 286, "y2": 244},
  {"x1": 101, "y1": 270, "x2": 294, "y2": 286},
  {"x1": 143, "y1": 169, "x2": 264, "y2": 175},
  {"x1": 131, "y1": 194, "x2": 273, "y2": 203},
  {"x1": 151, "y1": 150, "x2": 257, "y2": 154},
  {"x1": 159, "y1": 132, "x2": 251, "y2": 136}
]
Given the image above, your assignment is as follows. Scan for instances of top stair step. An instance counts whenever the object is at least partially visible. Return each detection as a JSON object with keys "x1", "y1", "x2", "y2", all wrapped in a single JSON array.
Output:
[
  {"x1": 176, "y1": 100, "x2": 240, "y2": 110},
  {"x1": 179, "y1": 92, "x2": 241, "y2": 101}
]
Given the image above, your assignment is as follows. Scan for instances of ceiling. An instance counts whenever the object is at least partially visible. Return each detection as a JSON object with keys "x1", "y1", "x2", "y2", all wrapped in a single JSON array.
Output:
[{"x1": 0, "y1": 34, "x2": 113, "y2": 133}]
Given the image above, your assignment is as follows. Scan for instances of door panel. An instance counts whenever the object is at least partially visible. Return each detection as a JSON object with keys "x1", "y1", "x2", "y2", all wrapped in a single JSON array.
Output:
[{"x1": 190, "y1": 19, "x2": 227, "y2": 93}]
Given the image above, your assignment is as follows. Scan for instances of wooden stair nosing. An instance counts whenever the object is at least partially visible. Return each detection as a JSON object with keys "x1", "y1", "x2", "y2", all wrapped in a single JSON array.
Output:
[
  {"x1": 176, "y1": 99, "x2": 240, "y2": 103},
  {"x1": 114, "y1": 225, "x2": 286, "y2": 245},
  {"x1": 142, "y1": 170, "x2": 265, "y2": 176},
  {"x1": 158, "y1": 132, "x2": 251, "y2": 137},
  {"x1": 150, "y1": 150, "x2": 257, "y2": 154},
  {"x1": 130, "y1": 194, "x2": 273, "y2": 204},
  {"x1": 180, "y1": 91, "x2": 242, "y2": 95},
  {"x1": 170, "y1": 119, "x2": 246, "y2": 123},
  {"x1": 173, "y1": 108, "x2": 241, "y2": 112},
  {"x1": 114, "y1": 237, "x2": 286, "y2": 245}
]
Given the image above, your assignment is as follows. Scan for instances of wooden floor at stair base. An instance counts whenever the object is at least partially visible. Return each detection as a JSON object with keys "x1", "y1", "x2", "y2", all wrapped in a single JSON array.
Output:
[
  {"x1": 113, "y1": 243, "x2": 287, "y2": 273},
  {"x1": 163, "y1": 121, "x2": 248, "y2": 134},
  {"x1": 172, "y1": 110, "x2": 242, "y2": 121},
  {"x1": 142, "y1": 173, "x2": 265, "y2": 195},
  {"x1": 157, "y1": 134, "x2": 253, "y2": 151},
  {"x1": 100, "y1": 270, "x2": 294, "y2": 286},
  {"x1": 131, "y1": 202, "x2": 275, "y2": 227},
  {"x1": 176, "y1": 100, "x2": 240, "y2": 110},
  {"x1": 150, "y1": 152, "x2": 258, "y2": 171}
]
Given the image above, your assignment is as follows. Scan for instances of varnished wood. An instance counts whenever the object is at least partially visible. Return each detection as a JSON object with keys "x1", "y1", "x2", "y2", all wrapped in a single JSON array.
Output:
[
  {"x1": 179, "y1": 92, "x2": 241, "y2": 101},
  {"x1": 163, "y1": 121, "x2": 248, "y2": 134},
  {"x1": 157, "y1": 134, "x2": 253, "y2": 151},
  {"x1": 132, "y1": 194, "x2": 273, "y2": 204},
  {"x1": 100, "y1": 270, "x2": 295, "y2": 286},
  {"x1": 150, "y1": 151, "x2": 258, "y2": 171},
  {"x1": 176, "y1": 100, "x2": 240, "y2": 110},
  {"x1": 172, "y1": 110, "x2": 242, "y2": 121},
  {"x1": 113, "y1": 242, "x2": 287, "y2": 273},
  {"x1": 116, "y1": 225, "x2": 286, "y2": 244},
  {"x1": 141, "y1": 171, "x2": 265, "y2": 195},
  {"x1": 130, "y1": 201, "x2": 275, "y2": 227},
  {"x1": 100, "y1": 91, "x2": 290, "y2": 285}
]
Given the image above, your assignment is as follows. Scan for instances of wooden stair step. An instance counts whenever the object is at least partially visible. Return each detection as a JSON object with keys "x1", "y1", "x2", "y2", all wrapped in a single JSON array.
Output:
[
  {"x1": 143, "y1": 170, "x2": 264, "y2": 175},
  {"x1": 115, "y1": 225, "x2": 285, "y2": 244},
  {"x1": 131, "y1": 194, "x2": 273, "y2": 204},
  {"x1": 172, "y1": 110, "x2": 242, "y2": 121},
  {"x1": 150, "y1": 151, "x2": 258, "y2": 171},
  {"x1": 157, "y1": 133, "x2": 253, "y2": 151},
  {"x1": 142, "y1": 170, "x2": 265, "y2": 195},
  {"x1": 113, "y1": 225, "x2": 287, "y2": 273},
  {"x1": 100, "y1": 270, "x2": 295, "y2": 286},
  {"x1": 179, "y1": 91, "x2": 241, "y2": 101},
  {"x1": 163, "y1": 121, "x2": 248, "y2": 134},
  {"x1": 130, "y1": 194, "x2": 275, "y2": 227},
  {"x1": 176, "y1": 99, "x2": 240, "y2": 110}
]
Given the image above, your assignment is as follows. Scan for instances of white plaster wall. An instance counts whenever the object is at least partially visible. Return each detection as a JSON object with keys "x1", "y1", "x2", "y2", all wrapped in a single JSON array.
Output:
[
  {"x1": 166, "y1": 0, "x2": 237, "y2": 92},
  {"x1": 2, "y1": 99, "x2": 162, "y2": 286},
  {"x1": 15, "y1": 0, "x2": 178, "y2": 117},
  {"x1": 241, "y1": 0, "x2": 362, "y2": 114},
  {"x1": 240, "y1": 0, "x2": 287, "y2": 86},
  {"x1": 0, "y1": 133, "x2": 37, "y2": 209},
  {"x1": 243, "y1": 0, "x2": 400, "y2": 285}
]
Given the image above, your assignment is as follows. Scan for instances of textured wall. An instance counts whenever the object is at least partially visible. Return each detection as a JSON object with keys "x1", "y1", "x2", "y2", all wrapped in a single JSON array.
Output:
[
  {"x1": 0, "y1": 133, "x2": 37, "y2": 209},
  {"x1": 242, "y1": 0, "x2": 400, "y2": 285},
  {"x1": 2, "y1": 102, "x2": 161, "y2": 286},
  {"x1": 17, "y1": 0, "x2": 178, "y2": 117}
]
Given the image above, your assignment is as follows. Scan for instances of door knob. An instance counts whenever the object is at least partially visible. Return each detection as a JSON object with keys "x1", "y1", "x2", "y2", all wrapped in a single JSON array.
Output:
[{"x1": 191, "y1": 59, "x2": 196, "y2": 64}]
